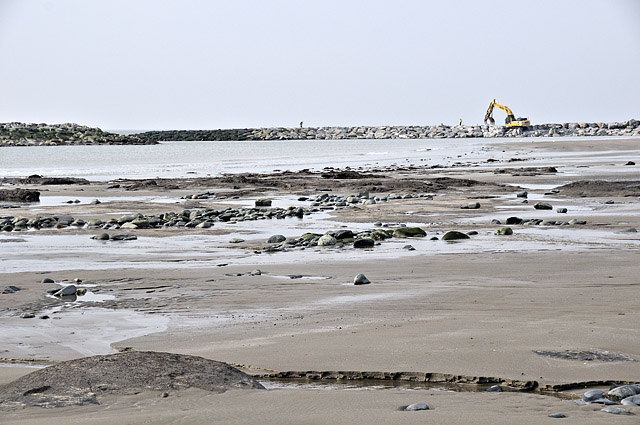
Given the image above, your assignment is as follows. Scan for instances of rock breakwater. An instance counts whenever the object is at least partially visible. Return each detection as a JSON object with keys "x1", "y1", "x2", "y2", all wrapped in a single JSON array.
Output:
[
  {"x1": 136, "y1": 120, "x2": 640, "y2": 142},
  {"x1": 0, "y1": 122, "x2": 155, "y2": 146}
]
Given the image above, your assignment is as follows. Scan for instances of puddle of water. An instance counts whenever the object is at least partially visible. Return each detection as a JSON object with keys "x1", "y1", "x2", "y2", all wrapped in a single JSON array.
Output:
[{"x1": 0, "y1": 307, "x2": 169, "y2": 360}]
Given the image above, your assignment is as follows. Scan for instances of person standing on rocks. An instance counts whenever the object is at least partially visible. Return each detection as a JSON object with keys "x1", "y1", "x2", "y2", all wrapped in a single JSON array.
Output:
[
  {"x1": 300, "y1": 121, "x2": 303, "y2": 128},
  {"x1": 459, "y1": 118, "x2": 463, "y2": 125}
]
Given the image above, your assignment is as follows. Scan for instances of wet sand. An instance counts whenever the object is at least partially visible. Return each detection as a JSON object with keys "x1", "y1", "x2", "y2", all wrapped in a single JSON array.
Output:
[{"x1": 1, "y1": 136, "x2": 639, "y2": 423}]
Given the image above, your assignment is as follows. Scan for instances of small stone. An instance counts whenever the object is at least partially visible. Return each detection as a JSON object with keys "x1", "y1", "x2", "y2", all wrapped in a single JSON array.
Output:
[
  {"x1": 490, "y1": 219, "x2": 501, "y2": 225},
  {"x1": 582, "y1": 389, "x2": 604, "y2": 402},
  {"x1": 250, "y1": 269, "x2": 262, "y2": 276},
  {"x1": 229, "y1": 238, "x2": 245, "y2": 243},
  {"x1": 54, "y1": 284, "x2": 77, "y2": 297},
  {"x1": 516, "y1": 191, "x2": 528, "y2": 198},
  {"x1": 534, "y1": 202, "x2": 553, "y2": 210},
  {"x1": 624, "y1": 161, "x2": 635, "y2": 165},
  {"x1": 621, "y1": 395, "x2": 640, "y2": 406},
  {"x1": 442, "y1": 231, "x2": 470, "y2": 241},
  {"x1": 548, "y1": 413, "x2": 566, "y2": 418},
  {"x1": 255, "y1": 198, "x2": 272, "y2": 207},
  {"x1": 605, "y1": 200, "x2": 614, "y2": 205},
  {"x1": 2, "y1": 286, "x2": 21, "y2": 294},
  {"x1": 392, "y1": 227, "x2": 426, "y2": 238},
  {"x1": 353, "y1": 274, "x2": 371, "y2": 285},
  {"x1": 354, "y1": 238, "x2": 375, "y2": 248},
  {"x1": 20, "y1": 312, "x2": 35, "y2": 319},
  {"x1": 467, "y1": 230, "x2": 478, "y2": 235},
  {"x1": 317, "y1": 235, "x2": 337, "y2": 246},
  {"x1": 90, "y1": 199, "x2": 102, "y2": 204},
  {"x1": 93, "y1": 233, "x2": 110, "y2": 240},
  {"x1": 557, "y1": 208, "x2": 568, "y2": 214},
  {"x1": 267, "y1": 235, "x2": 286, "y2": 244},
  {"x1": 495, "y1": 227, "x2": 513, "y2": 235},
  {"x1": 403, "y1": 244, "x2": 415, "y2": 251},
  {"x1": 405, "y1": 402, "x2": 429, "y2": 411},
  {"x1": 600, "y1": 407, "x2": 631, "y2": 415},
  {"x1": 486, "y1": 385, "x2": 503, "y2": 392},
  {"x1": 505, "y1": 217, "x2": 523, "y2": 225},
  {"x1": 41, "y1": 278, "x2": 55, "y2": 284}
]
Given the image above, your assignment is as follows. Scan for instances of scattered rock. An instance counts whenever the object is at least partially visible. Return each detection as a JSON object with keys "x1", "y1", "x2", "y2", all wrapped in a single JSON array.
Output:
[
  {"x1": 557, "y1": 208, "x2": 568, "y2": 214},
  {"x1": 110, "y1": 234, "x2": 137, "y2": 241},
  {"x1": 608, "y1": 384, "x2": 640, "y2": 401},
  {"x1": 486, "y1": 385, "x2": 503, "y2": 392},
  {"x1": 403, "y1": 244, "x2": 415, "y2": 251},
  {"x1": 460, "y1": 202, "x2": 480, "y2": 209},
  {"x1": 92, "y1": 233, "x2": 110, "y2": 240},
  {"x1": 317, "y1": 235, "x2": 337, "y2": 246},
  {"x1": 41, "y1": 278, "x2": 55, "y2": 284},
  {"x1": 548, "y1": 413, "x2": 566, "y2": 418},
  {"x1": 255, "y1": 198, "x2": 272, "y2": 207},
  {"x1": 353, "y1": 274, "x2": 371, "y2": 285},
  {"x1": 534, "y1": 202, "x2": 553, "y2": 210},
  {"x1": 495, "y1": 227, "x2": 513, "y2": 235},
  {"x1": 600, "y1": 407, "x2": 632, "y2": 415},
  {"x1": 353, "y1": 238, "x2": 375, "y2": 248},
  {"x1": 267, "y1": 235, "x2": 286, "y2": 244},
  {"x1": 53, "y1": 285, "x2": 77, "y2": 297},
  {"x1": 505, "y1": 217, "x2": 523, "y2": 225},
  {"x1": 229, "y1": 238, "x2": 245, "y2": 243},
  {"x1": 404, "y1": 402, "x2": 429, "y2": 411},
  {"x1": 2, "y1": 286, "x2": 21, "y2": 294},
  {"x1": 442, "y1": 231, "x2": 470, "y2": 241},
  {"x1": 621, "y1": 395, "x2": 640, "y2": 406},
  {"x1": 624, "y1": 161, "x2": 636, "y2": 165},
  {"x1": 582, "y1": 389, "x2": 605, "y2": 402},
  {"x1": 516, "y1": 191, "x2": 528, "y2": 198},
  {"x1": 392, "y1": 227, "x2": 426, "y2": 238},
  {"x1": 20, "y1": 312, "x2": 35, "y2": 319}
]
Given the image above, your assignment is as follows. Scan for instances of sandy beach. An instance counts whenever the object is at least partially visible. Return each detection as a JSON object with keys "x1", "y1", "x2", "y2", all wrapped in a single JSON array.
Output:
[{"x1": 1, "y1": 136, "x2": 639, "y2": 423}]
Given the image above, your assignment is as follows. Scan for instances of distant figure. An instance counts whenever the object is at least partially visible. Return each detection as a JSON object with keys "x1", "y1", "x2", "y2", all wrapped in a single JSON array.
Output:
[
  {"x1": 459, "y1": 118, "x2": 463, "y2": 126},
  {"x1": 300, "y1": 121, "x2": 303, "y2": 128}
]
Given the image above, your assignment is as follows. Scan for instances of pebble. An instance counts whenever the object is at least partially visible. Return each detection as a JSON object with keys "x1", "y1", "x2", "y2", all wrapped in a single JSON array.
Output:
[
  {"x1": 20, "y1": 312, "x2": 35, "y2": 319},
  {"x1": 404, "y1": 402, "x2": 429, "y2": 411},
  {"x1": 353, "y1": 274, "x2": 371, "y2": 285},
  {"x1": 2, "y1": 286, "x2": 21, "y2": 294},
  {"x1": 41, "y1": 278, "x2": 55, "y2": 284},
  {"x1": 547, "y1": 413, "x2": 566, "y2": 418},
  {"x1": 600, "y1": 407, "x2": 632, "y2": 415},
  {"x1": 486, "y1": 385, "x2": 503, "y2": 392}
]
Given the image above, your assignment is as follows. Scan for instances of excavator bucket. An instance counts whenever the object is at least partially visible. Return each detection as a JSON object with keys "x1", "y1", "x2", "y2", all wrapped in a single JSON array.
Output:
[{"x1": 485, "y1": 116, "x2": 495, "y2": 125}]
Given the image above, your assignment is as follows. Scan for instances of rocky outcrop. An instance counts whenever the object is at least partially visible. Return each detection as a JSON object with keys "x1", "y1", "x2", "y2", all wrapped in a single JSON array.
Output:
[
  {"x1": 136, "y1": 120, "x2": 640, "y2": 142},
  {"x1": 0, "y1": 351, "x2": 264, "y2": 409},
  {"x1": 0, "y1": 189, "x2": 40, "y2": 202},
  {"x1": 0, "y1": 122, "x2": 155, "y2": 146}
]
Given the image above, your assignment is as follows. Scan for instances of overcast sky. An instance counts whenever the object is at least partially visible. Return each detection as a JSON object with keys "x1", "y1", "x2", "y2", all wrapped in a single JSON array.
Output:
[{"x1": 1, "y1": 0, "x2": 639, "y2": 130}]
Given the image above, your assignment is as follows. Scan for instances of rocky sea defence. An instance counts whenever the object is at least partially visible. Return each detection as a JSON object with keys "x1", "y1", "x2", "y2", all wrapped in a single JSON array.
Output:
[
  {"x1": 136, "y1": 120, "x2": 640, "y2": 141},
  {"x1": 0, "y1": 122, "x2": 155, "y2": 146}
]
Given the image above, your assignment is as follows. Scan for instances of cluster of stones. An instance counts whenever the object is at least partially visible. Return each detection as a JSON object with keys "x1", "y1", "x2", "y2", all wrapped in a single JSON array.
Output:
[
  {"x1": 0, "y1": 122, "x2": 154, "y2": 146},
  {"x1": 262, "y1": 226, "x2": 488, "y2": 252},
  {"x1": 491, "y1": 216, "x2": 586, "y2": 227},
  {"x1": 575, "y1": 385, "x2": 640, "y2": 415},
  {"x1": 136, "y1": 120, "x2": 640, "y2": 142},
  {"x1": 307, "y1": 191, "x2": 432, "y2": 209},
  {"x1": 0, "y1": 205, "x2": 313, "y2": 233}
]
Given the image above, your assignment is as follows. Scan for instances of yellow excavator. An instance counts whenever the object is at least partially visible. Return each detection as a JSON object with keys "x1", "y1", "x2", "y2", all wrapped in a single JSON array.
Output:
[{"x1": 484, "y1": 99, "x2": 530, "y2": 127}]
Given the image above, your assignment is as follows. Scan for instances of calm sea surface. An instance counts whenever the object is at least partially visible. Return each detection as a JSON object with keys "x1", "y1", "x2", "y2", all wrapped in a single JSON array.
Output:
[{"x1": 0, "y1": 139, "x2": 492, "y2": 181}]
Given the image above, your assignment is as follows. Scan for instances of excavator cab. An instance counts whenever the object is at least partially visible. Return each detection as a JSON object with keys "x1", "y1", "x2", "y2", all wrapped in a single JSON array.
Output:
[{"x1": 484, "y1": 99, "x2": 530, "y2": 128}]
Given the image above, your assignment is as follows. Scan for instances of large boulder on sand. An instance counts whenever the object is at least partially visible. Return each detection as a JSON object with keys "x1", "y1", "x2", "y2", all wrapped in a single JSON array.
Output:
[{"x1": 0, "y1": 351, "x2": 265, "y2": 409}]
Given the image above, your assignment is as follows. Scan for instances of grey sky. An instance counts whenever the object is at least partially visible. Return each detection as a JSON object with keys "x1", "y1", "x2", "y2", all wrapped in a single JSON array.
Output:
[{"x1": 1, "y1": 0, "x2": 638, "y2": 130}]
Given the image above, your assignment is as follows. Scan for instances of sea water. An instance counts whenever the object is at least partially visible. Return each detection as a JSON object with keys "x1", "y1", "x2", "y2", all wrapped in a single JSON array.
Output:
[{"x1": 0, "y1": 138, "x2": 493, "y2": 181}]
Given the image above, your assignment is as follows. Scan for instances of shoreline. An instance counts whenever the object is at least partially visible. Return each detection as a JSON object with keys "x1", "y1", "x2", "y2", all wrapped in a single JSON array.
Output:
[{"x1": 1, "y1": 136, "x2": 639, "y2": 423}]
